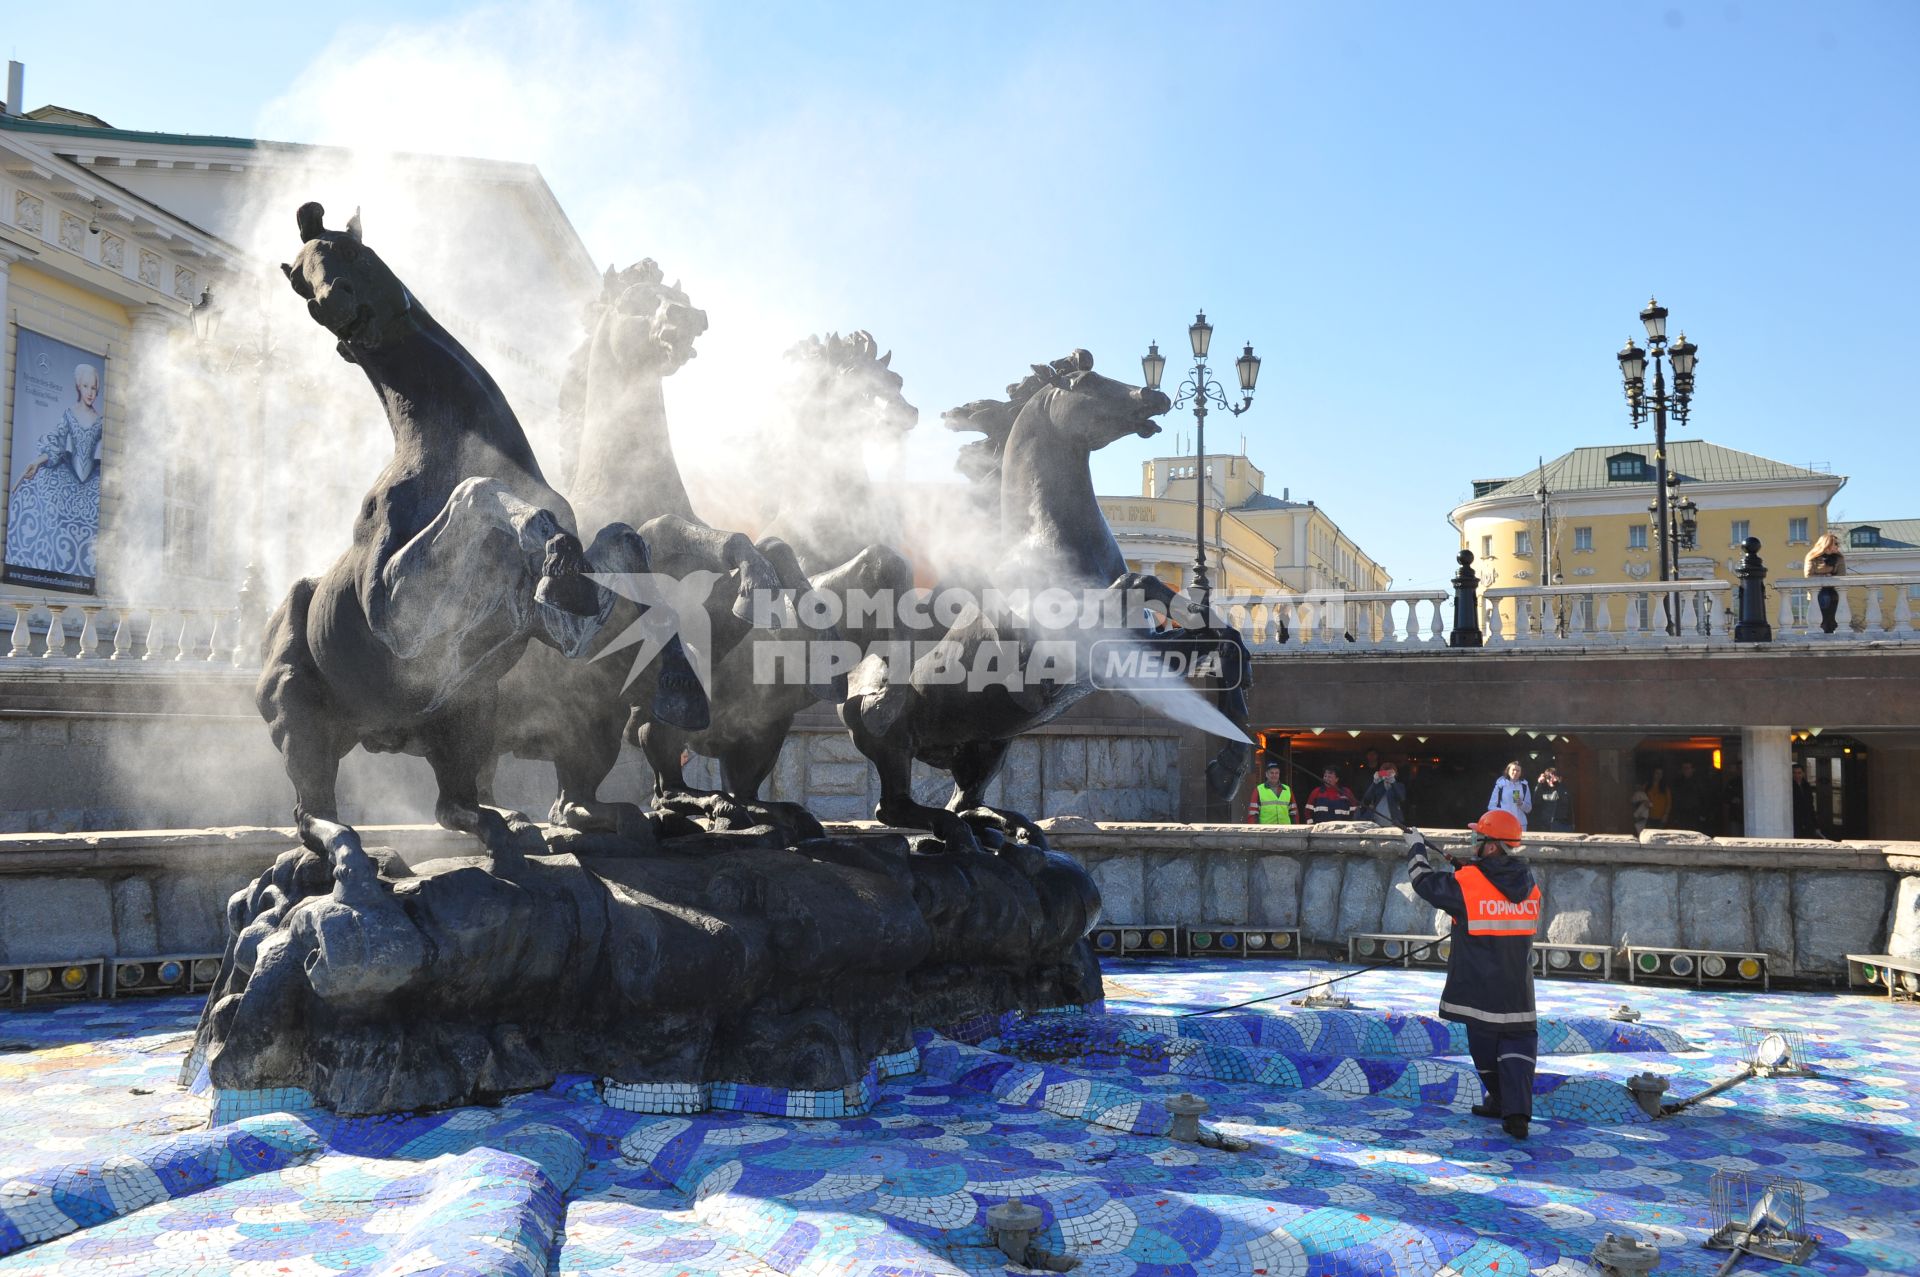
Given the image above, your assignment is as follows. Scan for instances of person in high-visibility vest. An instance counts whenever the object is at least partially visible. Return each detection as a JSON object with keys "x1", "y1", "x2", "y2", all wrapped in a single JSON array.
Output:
[
  {"x1": 1403, "y1": 808, "x2": 1540, "y2": 1140},
  {"x1": 1246, "y1": 762, "x2": 1297, "y2": 824}
]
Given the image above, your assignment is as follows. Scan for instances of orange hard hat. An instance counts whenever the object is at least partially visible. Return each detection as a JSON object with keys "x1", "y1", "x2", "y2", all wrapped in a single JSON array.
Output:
[{"x1": 1469, "y1": 810, "x2": 1525, "y2": 845}]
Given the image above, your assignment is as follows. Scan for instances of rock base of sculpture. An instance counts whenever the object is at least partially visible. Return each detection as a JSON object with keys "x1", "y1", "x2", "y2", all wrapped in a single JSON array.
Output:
[{"x1": 181, "y1": 828, "x2": 1102, "y2": 1119}]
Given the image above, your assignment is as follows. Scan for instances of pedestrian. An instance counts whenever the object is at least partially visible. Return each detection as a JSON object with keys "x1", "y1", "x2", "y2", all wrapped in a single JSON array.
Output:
[
  {"x1": 1630, "y1": 783, "x2": 1652, "y2": 834},
  {"x1": 1360, "y1": 761, "x2": 1407, "y2": 826},
  {"x1": 1488, "y1": 761, "x2": 1532, "y2": 831},
  {"x1": 1246, "y1": 761, "x2": 1297, "y2": 825},
  {"x1": 1645, "y1": 765, "x2": 1672, "y2": 827},
  {"x1": 1792, "y1": 763, "x2": 1822, "y2": 839},
  {"x1": 1804, "y1": 532, "x2": 1846, "y2": 635},
  {"x1": 1403, "y1": 809, "x2": 1541, "y2": 1140},
  {"x1": 1534, "y1": 767, "x2": 1573, "y2": 832},
  {"x1": 1349, "y1": 747, "x2": 1382, "y2": 796},
  {"x1": 1668, "y1": 759, "x2": 1717, "y2": 834},
  {"x1": 1305, "y1": 766, "x2": 1357, "y2": 823}
]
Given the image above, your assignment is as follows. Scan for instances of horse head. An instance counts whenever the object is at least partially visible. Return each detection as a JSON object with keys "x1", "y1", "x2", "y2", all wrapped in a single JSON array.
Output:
[
  {"x1": 1019, "y1": 349, "x2": 1170, "y2": 453},
  {"x1": 281, "y1": 203, "x2": 417, "y2": 359},
  {"x1": 591, "y1": 260, "x2": 707, "y2": 379},
  {"x1": 783, "y1": 330, "x2": 919, "y2": 443}
]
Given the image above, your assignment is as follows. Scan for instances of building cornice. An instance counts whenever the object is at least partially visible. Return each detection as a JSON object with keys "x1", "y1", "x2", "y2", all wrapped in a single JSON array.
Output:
[{"x1": 1450, "y1": 474, "x2": 1848, "y2": 530}]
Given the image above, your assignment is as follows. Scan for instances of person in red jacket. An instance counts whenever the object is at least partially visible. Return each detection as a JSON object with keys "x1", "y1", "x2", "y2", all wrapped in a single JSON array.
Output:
[{"x1": 1304, "y1": 767, "x2": 1358, "y2": 822}]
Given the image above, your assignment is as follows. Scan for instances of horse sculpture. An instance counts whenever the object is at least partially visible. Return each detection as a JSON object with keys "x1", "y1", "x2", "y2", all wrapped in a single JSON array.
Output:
[
  {"x1": 630, "y1": 327, "x2": 920, "y2": 801},
  {"x1": 756, "y1": 330, "x2": 920, "y2": 575},
  {"x1": 839, "y1": 349, "x2": 1251, "y2": 853},
  {"x1": 263, "y1": 204, "x2": 703, "y2": 895},
  {"x1": 503, "y1": 260, "x2": 848, "y2": 832}
]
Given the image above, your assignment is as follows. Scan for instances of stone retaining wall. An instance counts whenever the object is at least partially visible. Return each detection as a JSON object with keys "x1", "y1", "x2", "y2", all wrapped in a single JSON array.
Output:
[
  {"x1": 1040, "y1": 821, "x2": 1920, "y2": 979},
  {"x1": 4, "y1": 821, "x2": 1911, "y2": 981}
]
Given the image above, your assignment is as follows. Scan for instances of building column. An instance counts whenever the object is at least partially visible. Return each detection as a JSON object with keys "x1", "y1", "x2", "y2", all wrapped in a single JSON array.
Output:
[
  {"x1": 109, "y1": 304, "x2": 183, "y2": 598},
  {"x1": 1742, "y1": 726, "x2": 1793, "y2": 839},
  {"x1": 1573, "y1": 733, "x2": 1643, "y2": 835}
]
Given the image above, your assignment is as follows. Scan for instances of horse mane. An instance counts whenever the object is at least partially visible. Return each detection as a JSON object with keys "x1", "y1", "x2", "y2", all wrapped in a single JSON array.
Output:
[
  {"x1": 786, "y1": 329, "x2": 891, "y2": 374},
  {"x1": 944, "y1": 348, "x2": 1092, "y2": 489},
  {"x1": 557, "y1": 259, "x2": 670, "y2": 425}
]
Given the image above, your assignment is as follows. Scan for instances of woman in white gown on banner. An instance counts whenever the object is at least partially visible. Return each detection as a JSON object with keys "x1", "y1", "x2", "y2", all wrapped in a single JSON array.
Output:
[{"x1": 6, "y1": 362, "x2": 103, "y2": 581}]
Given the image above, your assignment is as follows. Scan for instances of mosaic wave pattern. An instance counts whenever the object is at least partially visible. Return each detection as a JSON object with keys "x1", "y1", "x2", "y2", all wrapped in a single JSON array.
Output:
[
  {"x1": 0, "y1": 957, "x2": 1907, "y2": 1275},
  {"x1": 986, "y1": 1011, "x2": 1664, "y2": 1125}
]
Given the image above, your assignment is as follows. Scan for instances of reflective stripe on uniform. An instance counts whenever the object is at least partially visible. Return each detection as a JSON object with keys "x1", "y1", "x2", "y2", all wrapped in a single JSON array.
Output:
[{"x1": 1439, "y1": 999, "x2": 1538, "y2": 1025}]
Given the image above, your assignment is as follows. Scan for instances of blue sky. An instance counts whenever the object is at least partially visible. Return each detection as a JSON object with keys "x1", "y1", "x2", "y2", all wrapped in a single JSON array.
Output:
[{"x1": 8, "y1": 1, "x2": 1916, "y2": 588}]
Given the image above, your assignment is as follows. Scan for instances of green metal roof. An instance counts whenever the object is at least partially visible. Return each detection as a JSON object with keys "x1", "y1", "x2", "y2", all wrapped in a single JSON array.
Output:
[
  {"x1": 0, "y1": 113, "x2": 260, "y2": 149},
  {"x1": 1831, "y1": 519, "x2": 1920, "y2": 551},
  {"x1": 1475, "y1": 440, "x2": 1841, "y2": 500}
]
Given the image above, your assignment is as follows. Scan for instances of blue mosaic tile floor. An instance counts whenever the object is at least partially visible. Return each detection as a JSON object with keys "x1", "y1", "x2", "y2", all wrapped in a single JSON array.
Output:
[{"x1": 0, "y1": 959, "x2": 1912, "y2": 1275}]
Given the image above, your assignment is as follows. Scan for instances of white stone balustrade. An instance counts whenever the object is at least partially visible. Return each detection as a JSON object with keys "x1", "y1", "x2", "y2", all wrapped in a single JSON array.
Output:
[
  {"x1": 1231, "y1": 591, "x2": 1450, "y2": 651},
  {"x1": 1480, "y1": 580, "x2": 1733, "y2": 647},
  {"x1": 1772, "y1": 574, "x2": 1920, "y2": 641},
  {"x1": 1, "y1": 595, "x2": 253, "y2": 667}
]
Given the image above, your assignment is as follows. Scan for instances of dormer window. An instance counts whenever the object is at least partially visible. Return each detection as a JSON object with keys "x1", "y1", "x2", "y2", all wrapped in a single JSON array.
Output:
[
  {"x1": 1606, "y1": 451, "x2": 1649, "y2": 481},
  {"x1": 1850, "y1": 526, "x2": 1881, "y2": 548}
]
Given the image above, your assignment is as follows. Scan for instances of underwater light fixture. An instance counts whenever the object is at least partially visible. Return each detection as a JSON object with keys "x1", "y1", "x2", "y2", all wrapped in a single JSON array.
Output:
[{"x1": 1706, "y1": 1172, "x2": 1816, "y2": 1269}]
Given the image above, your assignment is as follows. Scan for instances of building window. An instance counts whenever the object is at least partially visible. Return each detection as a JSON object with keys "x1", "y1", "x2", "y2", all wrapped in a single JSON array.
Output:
[
  {"x1": 1788, "y1": 517, "x2": 1809, "y2": 544},
  {"x1": 1573, "y1": 526, "x2": 1593, "y2": 552},
  {"x1": 1850, "y1": 526, "x2": 1881, "y2": 548},
  {"x1": 1480, "y1": 535, "x2": 1493, "y2": 559},
  {"x1": 1628, "y1": 525, "x2": 1648, "y2": 550},
  {"x1": 1607, "y1": 452, "x2": 1649, "y2": 481},
  {"x1": 1729, "y1": 519, "x2": 1750, "y2": 546},
  {"x1": 163, "y1": 461, "x2": 214, "y2": 578},
  {"x1": 1514, "y1": 530, "x2": 1532, "y2": 556}
]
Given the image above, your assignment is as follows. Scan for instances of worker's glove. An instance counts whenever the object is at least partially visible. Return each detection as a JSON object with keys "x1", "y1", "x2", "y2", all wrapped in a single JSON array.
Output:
[{"x1": 1402, "y1": 827, "x2": 1426, "y2": 852}]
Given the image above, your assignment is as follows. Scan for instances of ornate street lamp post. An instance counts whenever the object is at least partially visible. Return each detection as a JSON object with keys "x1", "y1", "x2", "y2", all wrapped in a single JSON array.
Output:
[
  {"x1": 1141, "y1": 312, "x2": 1259, "y2": 622},
  {"x1": 1647, "y1": 472, "x2": 1699, "y2": 565},
  {"x1": 1617, "y1": 298, "x2": 1699, "y2": 634}
]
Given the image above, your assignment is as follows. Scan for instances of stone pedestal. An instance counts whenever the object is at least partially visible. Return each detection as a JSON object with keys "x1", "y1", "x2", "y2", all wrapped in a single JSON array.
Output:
[{"x1": 185, "y1": 831, "x2": 1101, "y2": 1118}]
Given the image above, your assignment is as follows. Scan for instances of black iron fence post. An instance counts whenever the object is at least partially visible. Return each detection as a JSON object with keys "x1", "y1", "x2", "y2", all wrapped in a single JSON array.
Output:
[
  {"x1": 1448, "y1": 549, "x2": 1483, "y2": 648},
  {"x1": 1734, "y1": 536, "x2": 1772, "y2": 643}
]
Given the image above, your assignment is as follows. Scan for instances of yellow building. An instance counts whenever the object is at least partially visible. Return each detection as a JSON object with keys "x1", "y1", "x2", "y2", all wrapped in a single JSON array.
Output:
[
  {"x1": 1450, "y1": 441, "x2": 1845, "y2": 631},
  {"x1": 1098, "y1": 452, "x2": 1390, "y2": 598}
]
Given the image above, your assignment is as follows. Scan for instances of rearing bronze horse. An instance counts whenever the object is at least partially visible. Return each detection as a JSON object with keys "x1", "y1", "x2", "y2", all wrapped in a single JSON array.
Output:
[{"x1": 263, "y1": 204, "x2": 702, "y2": 897}]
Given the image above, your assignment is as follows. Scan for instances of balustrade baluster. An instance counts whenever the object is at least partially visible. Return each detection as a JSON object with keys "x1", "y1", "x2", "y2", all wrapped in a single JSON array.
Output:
[
  {"x1": 1864, "y1": 586, "x2": 1886, "y2": 636},
  {"x1": 76, "y1": 606, "x2": 101, "y2": 659},
  {"x1": 110, "y1": 608, "x2": 134, "y2": 659},
  {"x1": 7, "y1": 603, "x2": 32, "y2": 658},
  {"x1": 143, "y1": 608, "x2": 173, "y2": 660},
  {"x1": 1427, "y1": 599, "x2": 1444, "y2": 644},
  {"x1": 173, "y1": 609, "x2": 200, "y2": 660},
  {"x1": 1483, "y1": 597, "x2": 1504, "y2": 645},
  {"x1": 210, "y1": 608, "x2": 237, "y2": 662},
  {"x1": 1834, "y1": 587, "x2": 1854, "y2": 636},
  {"x1": 1896, "y1": 587, "x2": 1914, "y2": 637},
  {"x1": 40, "y1": 605, "x2": 65, "y2": 659}
]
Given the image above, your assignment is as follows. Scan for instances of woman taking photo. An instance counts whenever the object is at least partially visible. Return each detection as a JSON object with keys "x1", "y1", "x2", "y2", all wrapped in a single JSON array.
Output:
[{"x1": 1805, "y1": 531, "x2": 1846, "y2": 635}]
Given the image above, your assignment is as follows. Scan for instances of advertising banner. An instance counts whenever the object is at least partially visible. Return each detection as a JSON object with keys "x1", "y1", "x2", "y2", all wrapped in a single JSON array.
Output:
[{"x1": 4, "y1": 329, "x2": 105, "y2": 593}]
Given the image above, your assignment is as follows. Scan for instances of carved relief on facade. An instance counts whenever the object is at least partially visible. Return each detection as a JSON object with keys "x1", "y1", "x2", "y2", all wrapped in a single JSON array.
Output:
[
  {"x1": 138, "y1": 248, "x2": 162, "y2": 288},
  {"x1": 12, "y1": 191, "x2": 43, "y2": 234},
  {"x1": 100, "y1": 232, "x2": 125, "y2": 272},
  {"x1": 174, "y1": 265, "x2": 196, "y2": 300},
  {"x1": 1623, "y1": 560, "x2": 1652, "y2": 580},
  {"x1": 1571, "y1": 566, "x2": 1596, "y2": 577},
  {"x1": 58, "y1": 211, "x2": 87, "y2": 254}
]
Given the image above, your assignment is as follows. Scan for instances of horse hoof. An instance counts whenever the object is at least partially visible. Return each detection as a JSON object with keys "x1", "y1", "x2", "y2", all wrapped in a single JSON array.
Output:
[{"x1": 537, "y1": 533, "x2": 599, "y2": 616}]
